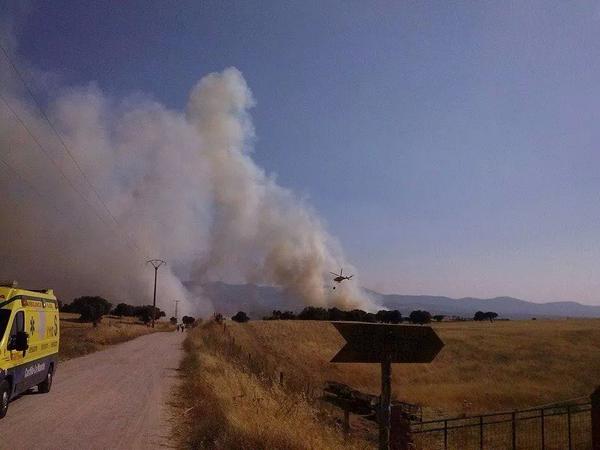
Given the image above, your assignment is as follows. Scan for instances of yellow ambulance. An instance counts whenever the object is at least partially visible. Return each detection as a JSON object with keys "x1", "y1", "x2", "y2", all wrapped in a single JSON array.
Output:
[{"x1": 0, "y1": 282, "x2": 60, "y2": 418}]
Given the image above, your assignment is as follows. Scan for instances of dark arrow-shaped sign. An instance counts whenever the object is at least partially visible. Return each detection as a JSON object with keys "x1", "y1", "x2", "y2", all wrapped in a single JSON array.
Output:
[
  {"x1": 330, "y1": 322, "x2": 444, "y2": 364},
  {"x1": 330, "y1": 322, "x2": 444, "y2": 449}
]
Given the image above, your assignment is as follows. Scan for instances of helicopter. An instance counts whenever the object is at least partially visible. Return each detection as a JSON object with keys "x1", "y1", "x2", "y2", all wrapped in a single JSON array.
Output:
[{"x1": 329, "y1": 268, "x2": 353, "y2": 289}]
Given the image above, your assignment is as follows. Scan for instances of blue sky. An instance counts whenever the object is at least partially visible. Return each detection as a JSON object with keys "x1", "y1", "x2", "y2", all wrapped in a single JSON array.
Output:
[{"x1": 4, "y1": 1, "x2": 600, "y2": 303}]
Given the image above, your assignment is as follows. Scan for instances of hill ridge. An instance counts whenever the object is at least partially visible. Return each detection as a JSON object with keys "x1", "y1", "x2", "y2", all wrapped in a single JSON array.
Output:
[{"x1": 186, "y1": 281, "x2": 600, "y2": 319}]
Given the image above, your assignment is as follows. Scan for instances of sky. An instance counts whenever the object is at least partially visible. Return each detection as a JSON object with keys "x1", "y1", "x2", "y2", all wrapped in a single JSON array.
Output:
[{"x1": 2, "y1": 1, "x2": 600, "y2": 304}]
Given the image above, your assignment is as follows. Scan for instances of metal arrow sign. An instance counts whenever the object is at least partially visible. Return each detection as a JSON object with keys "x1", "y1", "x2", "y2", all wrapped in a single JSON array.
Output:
[
  {"x1": 330, "y1": 322, "x2": 444, "y2": 364},
  {"x1": 330, "y1": 322, "x2": 444, "y2": 450}
]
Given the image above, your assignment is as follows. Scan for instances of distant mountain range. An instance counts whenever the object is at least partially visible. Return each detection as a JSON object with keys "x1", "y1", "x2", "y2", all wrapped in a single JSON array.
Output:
[{"x1": 187, "y1": 281, "x2": 600, "y2": 319}]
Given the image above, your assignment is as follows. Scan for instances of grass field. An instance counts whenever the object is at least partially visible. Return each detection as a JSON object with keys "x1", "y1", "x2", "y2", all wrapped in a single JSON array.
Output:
[
  {"x1": 224, "y1": 319, "x2": 600, "y2": 416},
  {"x1": 59, "y1": 313, "x2": 172, "y2": 360},
  {"x1": 177, "y1": 318, "x2": 600, "y2": 449}
]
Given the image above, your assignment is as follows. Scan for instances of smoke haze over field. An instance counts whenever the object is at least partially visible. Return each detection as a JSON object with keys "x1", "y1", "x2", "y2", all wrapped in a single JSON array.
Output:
[{"x1": 0, "y1": 44, "x2": 372, "y2": 314}]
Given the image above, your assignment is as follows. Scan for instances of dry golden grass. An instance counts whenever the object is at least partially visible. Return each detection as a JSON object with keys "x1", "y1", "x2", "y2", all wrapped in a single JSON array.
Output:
[
  {"x1": 175, "y1": 319, "x2": 600, "y2": 449},
  {"x1": 59, "y1": 313, "x2": 173, "y2": 360},
  {"x1": 222, "y1": 319, "x2": 600, "y2": 417},
  {"x1": 175, "y1": 322, "x2": 370, "y2": 450}
]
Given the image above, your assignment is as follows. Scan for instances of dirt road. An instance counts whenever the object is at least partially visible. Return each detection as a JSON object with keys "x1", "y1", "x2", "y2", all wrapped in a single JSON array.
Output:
[{"x1": 0, "y1": 331, "x2": 184, "y2": 450}]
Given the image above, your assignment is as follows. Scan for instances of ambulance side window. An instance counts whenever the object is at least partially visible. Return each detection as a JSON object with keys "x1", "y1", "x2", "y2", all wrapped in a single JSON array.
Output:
[{"x1": 10, "y1": 311, "x2": 25, "y2": 339}]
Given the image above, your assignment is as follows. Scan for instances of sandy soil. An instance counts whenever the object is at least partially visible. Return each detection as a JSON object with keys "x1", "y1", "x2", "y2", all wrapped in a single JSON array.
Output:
[{"x1": 0, "y1": 330, "x2": 184, "y2": 449}]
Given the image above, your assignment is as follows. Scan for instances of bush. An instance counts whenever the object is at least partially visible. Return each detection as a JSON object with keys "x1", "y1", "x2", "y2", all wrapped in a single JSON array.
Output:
[
  {"x1": 170, "y1": 317, "x2": 177, "y2": 325},
  {"x1": 231, "y1": 311, "x2": 250, "y2": 323}
]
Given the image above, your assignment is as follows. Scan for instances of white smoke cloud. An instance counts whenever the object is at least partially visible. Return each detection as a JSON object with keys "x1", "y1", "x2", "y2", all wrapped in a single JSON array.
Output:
[{"x1": 0, "y1": 47, "x2": 375, "y2": 315}]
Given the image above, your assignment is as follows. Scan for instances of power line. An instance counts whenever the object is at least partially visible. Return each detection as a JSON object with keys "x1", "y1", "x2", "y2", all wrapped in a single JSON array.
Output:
[
  {"x1": 0, "y1": 92, "x2": 149, "y2": 260},
  {"x1": 0, "y1": 43, "x2": 123, "y2": 229},
  {"x1": 0, "y1": 151, "x2": 93, "y2": 256},
  {"x1": 0, "y1": 43, "x2": 150, "y2": 260}
]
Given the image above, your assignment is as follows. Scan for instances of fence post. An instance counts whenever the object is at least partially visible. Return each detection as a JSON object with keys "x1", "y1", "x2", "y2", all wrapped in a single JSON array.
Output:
[
  {"x1": 511, "y1": 411, "x2": 516, "y2": 450},
  {"x1": 479, "y1": 415, "x2": 483, "y2": 450},
  {"x1": 541, "y1": 408, "x2": 545, "y2": 450},
  {"x1": 390, "y1": 406, "x2": 412, "y2": 450},
  {"x1": 592, "y1": 386, "x2": 600, "y2": 450},
  {"x1": 343, "y1": 409, "x2": 350, "y2": 436},
  {"x1": 567, "y1": 404, "x2": 572, "y2": 450},
  {"x1": 444, "y1": 419, "x2": 448, "y2": 450},
  {"x1": 279, "y1": 371, "x2": 284, "y2": 386}
]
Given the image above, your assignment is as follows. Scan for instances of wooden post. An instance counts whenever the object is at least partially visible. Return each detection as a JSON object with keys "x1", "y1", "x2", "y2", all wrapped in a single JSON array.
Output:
[
  {"x1": 379, "y1": 356, "x2": 392, "y2": 450},
  {"x1": 479, "y1": 415, "x2": 484, "y2": 450},
  {"x1": 541, "y1": 408, "x2": 545, "y2": 450},
  {"x1": 511, "y1": 411, "x2": 516, "y2": 450},
  {"x1": 592, "y1": 386, "x2": 600, "y2": 450},
  {"x1": 343, "y1": 409, "x2": 350, "y2": 436},
  {"x1": 279, "y1": 371, "x2": 284, "y2": 386},
  {"x1": 567, "y1": 404, "x2": 572, "y2": 450},
  {"x1": 390, "y1": 405, "x2": 412, "y2": 450},
  {"x1": 443, "y1": 419, "x2": 448, "y2": 450}
]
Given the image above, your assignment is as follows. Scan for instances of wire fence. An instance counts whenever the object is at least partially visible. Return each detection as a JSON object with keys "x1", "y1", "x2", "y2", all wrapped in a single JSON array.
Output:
[{"x1": 412, "y1": 401, "x2": 592, "y2": 450}]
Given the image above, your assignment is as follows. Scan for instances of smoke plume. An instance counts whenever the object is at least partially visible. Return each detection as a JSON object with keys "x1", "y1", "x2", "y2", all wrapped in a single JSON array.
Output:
[{"x1": 0, "y1": 47, "x2": 373, "y2": 315}]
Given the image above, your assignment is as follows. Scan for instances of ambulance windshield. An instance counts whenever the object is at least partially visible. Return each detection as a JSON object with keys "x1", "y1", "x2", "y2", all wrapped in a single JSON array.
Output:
[{"x1": 0, "y1": 309, "x2": 10, "y2": 341}]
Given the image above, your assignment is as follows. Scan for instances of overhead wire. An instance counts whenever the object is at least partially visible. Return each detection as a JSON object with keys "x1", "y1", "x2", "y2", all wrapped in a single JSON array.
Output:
[
  {"x1": 0, "y1": 43, "x2": 124, "y2": 229},
  {"x1": 0, "y1": 44, "x2": 151, "y2": 261}
]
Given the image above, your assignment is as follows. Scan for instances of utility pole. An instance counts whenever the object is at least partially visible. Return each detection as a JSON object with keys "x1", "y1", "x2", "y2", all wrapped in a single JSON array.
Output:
[
  {"x1": 146, "y1": 259, "x2": 166, "y2": 328},
  {"x1": 174, "y1": 300, "x2": 179, "y2": 321}
]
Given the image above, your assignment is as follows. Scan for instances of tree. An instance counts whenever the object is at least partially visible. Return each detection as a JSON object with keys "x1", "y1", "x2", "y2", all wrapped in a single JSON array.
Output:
[
  {"x1": 169, "y1": 317, "x2": 177, "y2": 325},
  {"x1": 66, "y1": 296, "x2": 112, "y2": 315},
  {"x1": 328, "y1": 307, "x2": 346, "y2": 321},
  {"x1": 409, "y1": 310, "x2": 432, "y2": 325},
  {"x1": 376, "y1": 310, "x2": 402, "y2": 324},
  {"x1": 433, "y1": 315, "x2": 445, "y2": 322},
  {"x1": 112, "y1": 303, "x2": 135, "y2": 317},
  {"x1": 474, "y1": 311, "x2": 498, "y2": 322},
  {"x1": 69, "y1": 296, "x2": 112, "y2": 327},
  {"x1": 298, "y1": 307, "x2": 328, "y2": 321},
  {"x1": 486, "y1": 312, "x2": 498, "y2": 322},
  {"x1": 280, "y1": 311, "x2": 296, "y2": 320},
  {"x1": 473, "y1": 311, "x2": 486, "y2": 321},
  {"x1": 232, "y1": 311, "x2": 250, "y2": 323}
]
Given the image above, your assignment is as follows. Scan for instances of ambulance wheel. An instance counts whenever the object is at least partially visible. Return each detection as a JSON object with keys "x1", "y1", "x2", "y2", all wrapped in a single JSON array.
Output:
[
  {"x1": 0, "y1": 380, "x2": 9, "y2": 419},
  {"x1": 38, "y1": 367, "x2": 53, "y2": 394}
]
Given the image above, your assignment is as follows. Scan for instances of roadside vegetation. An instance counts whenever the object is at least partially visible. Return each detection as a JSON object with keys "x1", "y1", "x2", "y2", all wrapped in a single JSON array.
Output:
[
  {"x1": 174, "y1": 321, "x2": 368, "y2": 450},
  {"x1": 59, "y1": 294, "x2": 177, "y2": 360},
  {"x1": 59, "y1": 312, "x2": 173, "y2": 360}
]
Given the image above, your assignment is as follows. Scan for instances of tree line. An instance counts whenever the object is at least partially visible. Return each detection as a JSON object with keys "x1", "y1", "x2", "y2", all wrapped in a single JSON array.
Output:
[
  {"x1": 242, "y1": 307, "x2": 500, "y2": 324},
  {"x1": 61, "y1": 296, "x2": 167, "y2": 326},
  {"x1": 261, "y1": 307, "x2": 435, "y2": 324}
]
